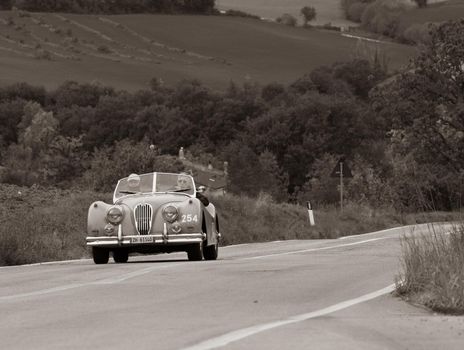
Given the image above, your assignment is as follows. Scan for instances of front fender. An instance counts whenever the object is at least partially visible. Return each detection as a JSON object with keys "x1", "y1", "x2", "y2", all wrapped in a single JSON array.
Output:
[
  {"x1": 202, "y1": 203, "x2": 218, "y2": 246},
  {"x1": 87, "y1": 201, "x2": 112, "y2": 236}
]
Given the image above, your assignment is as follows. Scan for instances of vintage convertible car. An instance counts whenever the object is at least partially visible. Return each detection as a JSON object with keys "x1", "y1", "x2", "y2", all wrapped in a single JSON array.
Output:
[{"x1": 86, "y1": 172, "x2": 221, "y2": 264}]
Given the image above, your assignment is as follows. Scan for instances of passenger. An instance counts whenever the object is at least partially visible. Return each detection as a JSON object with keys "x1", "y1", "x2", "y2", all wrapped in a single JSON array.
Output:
[
  {"x1": 196, "y1": 185, "x2": 209, "y2": 206},
  {"x1": 171, "y1": 174, "x2": 191, "y2": 191}
]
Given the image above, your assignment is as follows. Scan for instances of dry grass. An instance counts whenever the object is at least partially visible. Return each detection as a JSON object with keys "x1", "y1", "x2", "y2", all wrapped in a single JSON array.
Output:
[
  {"x1": 2, "y1": 184, "x2": 460, "y2": 268},
  {"x1": 396, "y1": 224, "x2": 464, "y2": 314},
  {"x1": 0, "y1": 184, "x2": 109, "y2": 265},
  {"x1": 213, "y1": 194, "x2": 414, "y2": 244}
]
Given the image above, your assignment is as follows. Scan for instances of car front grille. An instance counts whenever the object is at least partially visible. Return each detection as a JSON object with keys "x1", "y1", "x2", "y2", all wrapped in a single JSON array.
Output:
[{"x1": 134, "y1": 203, "x2": 153, "y2": 235}]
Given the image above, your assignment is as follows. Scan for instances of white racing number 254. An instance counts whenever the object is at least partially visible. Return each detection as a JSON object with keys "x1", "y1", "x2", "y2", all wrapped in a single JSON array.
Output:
[{"x1": 181, "y1": 214, "x2": 198, "y2": 223}]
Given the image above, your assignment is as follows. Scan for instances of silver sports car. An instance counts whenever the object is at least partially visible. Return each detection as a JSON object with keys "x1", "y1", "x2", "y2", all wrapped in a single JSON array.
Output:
[{"x1": 86, "y1": 172, "x2": 221, "y2": 264}]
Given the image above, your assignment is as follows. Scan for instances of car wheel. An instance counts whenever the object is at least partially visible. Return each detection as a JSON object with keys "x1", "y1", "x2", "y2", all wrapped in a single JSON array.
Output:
[
  {"x1": 113, "y1": 249, "x2": 129, "y2": 263},
  {"x1": 203, "y1": 241, "x2": 218, "y2": 260},
  {"x1": 187, "y1": 243, "x2": 203, "y2": 261},
  {"x1": 92, "y1": 247, "x2": 109, "y2": 264}
]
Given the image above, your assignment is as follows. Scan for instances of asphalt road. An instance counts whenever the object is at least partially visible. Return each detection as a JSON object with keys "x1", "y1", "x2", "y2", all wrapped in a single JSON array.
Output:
[{"x1": 1, "y1": 223, "x2": 463, "y2": 350}]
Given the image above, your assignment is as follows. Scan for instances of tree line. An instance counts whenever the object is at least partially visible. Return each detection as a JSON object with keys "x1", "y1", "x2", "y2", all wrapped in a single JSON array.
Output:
[
  {"x1": 0, "y1": 0, "x2": 216, "y2": 14},
  {"x1": 0, "y1": 19, "x2": 462, "y2": 212},
  {"x1": 341, "y1": 0, "x2": 434, "y2": 44}
]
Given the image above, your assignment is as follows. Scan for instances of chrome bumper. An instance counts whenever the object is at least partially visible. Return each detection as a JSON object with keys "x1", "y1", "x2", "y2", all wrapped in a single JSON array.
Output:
[{"x1": 86, "y1": 233, "x2": 206, "y2": 247}]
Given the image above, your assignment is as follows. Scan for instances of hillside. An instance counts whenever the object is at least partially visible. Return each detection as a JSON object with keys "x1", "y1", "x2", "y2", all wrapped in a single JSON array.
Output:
[
  {"x1": 399, "y1": 0, "x2": 464, "y2": 25},
  {"x1": 0, "y1": 10, "x2": 414, "y2": 91},
  {"x1": 216, "y1": 0, "x2": 451, "y2": 26},
  {"x1": 216, "y1": 0, "x2": 356, "y2": 26}
]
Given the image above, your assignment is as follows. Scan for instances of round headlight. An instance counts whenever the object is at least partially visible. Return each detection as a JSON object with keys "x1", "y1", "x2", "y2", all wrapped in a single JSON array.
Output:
[
  {"x1": 107, "y1": 206, "x2": 123, "y2": 225},
  {"x1": 163, "y1": 205, "x2": 178, "y2": 223}
]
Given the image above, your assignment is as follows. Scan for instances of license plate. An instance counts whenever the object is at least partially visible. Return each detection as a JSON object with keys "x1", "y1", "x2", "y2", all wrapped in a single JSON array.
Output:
[{"x1": 130, "y1": 236, "x2": 154, "y2": 244}]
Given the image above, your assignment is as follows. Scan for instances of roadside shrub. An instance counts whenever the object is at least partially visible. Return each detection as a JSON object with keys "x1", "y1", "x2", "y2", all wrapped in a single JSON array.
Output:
[
  {"x1": 401, "y1": 22, "x2": 433, "y2": 44},
  {"x1": 397, "y1": 224, "x2": 464, "y2": 314},
  {"x1": 97, "y1": 44, "x2": 112, "y2": 54},
  {"x1": 34, "y1": 49, "x2": 52, "y2": 60},
  {"x1": 213, "y1": 193, "x2": 315, "y2": 245},
  {"x1": 0, "y1": 82, "x2": 46, "y2": 104},
  {"x1": 0, "y1": 184, "x2": 108, "y2": 265},
  {"x1": 276, "y1": 13, "x2": 297, "y2": 27},
  {"x1": 222, "y1": 9, "x2": 260, "y2": 19},
  {"x1": 347, "y1": 2, "x2": 368, "y2": 22},
  {"x1": 361, "y1": 0, "x2": 409, "y2": 37}
]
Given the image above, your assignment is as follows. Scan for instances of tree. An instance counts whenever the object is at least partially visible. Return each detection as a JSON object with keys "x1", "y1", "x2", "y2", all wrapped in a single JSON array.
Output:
[
  {"x1": 84, "y1": 140, "x2": 183, "y2": 192},
  {"x1": 332, "y1": 59, "x2": 387, "y2": 99},
  {"x1": 300, "y1": 6, "x2": 316, "y2": 26},
  {"x1": 276, "y1": 13, "x2": 297, "y2": 27},
  {"x1": 371, "y1": 19, "x2": 464, "y2": 209},
  {"x1": 2, "y1": 102, "x2": 58, "y2": 185},
  {"x1": 0, "y1": 99, "x2": 26, "y2": 147},
  {"x1": 0, "y1": 0, "x2": 12, "y2": 10},
  {"x1": 413, "y1": 0, "x2": 427, "y2": 8},
  {"x1": 258, "y1": 150, "x2": 289, "y2": 202},
  {"x1": 224, "y1": 142, "x2": 264, "y2": 196}
]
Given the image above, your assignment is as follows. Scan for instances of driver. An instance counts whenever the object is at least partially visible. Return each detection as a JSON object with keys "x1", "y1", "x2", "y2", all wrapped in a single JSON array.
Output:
[{"x1": 172, "y1": 174, "x2": 191, "y2": 191}]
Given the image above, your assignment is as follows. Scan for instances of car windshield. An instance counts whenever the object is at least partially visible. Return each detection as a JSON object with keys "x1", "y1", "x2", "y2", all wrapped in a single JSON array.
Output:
[{"x1": 114, "y1": 172, "x2": 195, "y2": 199}]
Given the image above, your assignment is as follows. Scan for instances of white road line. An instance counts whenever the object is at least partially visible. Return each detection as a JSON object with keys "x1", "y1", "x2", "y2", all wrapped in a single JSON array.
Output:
[
  {"x1": 181, "y1": 284, "x2": 396, "y2": 350},
  {"x1": 0, "y1": 258, "x2": 93, "y2": 270},
  {"x1": 338, "y1": 225, "x2": 411, "y2": 240},
  {"x1": 0, "y1": 236, "x2": 394, "y2": 301},
  {"x1": 243, "y1": 237, "x2": 392, "y2": 260},
  {"x1": 0, "y1": 283, "x2": 88, "y2": 301},
  {"x1": 0, "y1": 223, "x2": 452, "y2": 269},
  {"x1": 95, "y1": 263, "x2": 188, "y2": 284},
  {"x1": 0, "y1": 263, "x2": 183, "y2": 302}
]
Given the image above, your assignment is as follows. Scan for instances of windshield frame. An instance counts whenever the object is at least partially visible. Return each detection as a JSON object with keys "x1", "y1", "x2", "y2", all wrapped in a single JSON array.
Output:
[{"x1": 113, "y1": 172, "x2": 196, "y2": 202}]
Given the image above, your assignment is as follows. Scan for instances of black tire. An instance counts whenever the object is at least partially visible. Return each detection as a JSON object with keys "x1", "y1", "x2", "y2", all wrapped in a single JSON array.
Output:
[
  {"x1": 203, "y1": 215, "x2": 220, "y2": 260},
  {"x1": 113, "y1": 249, "x2": 129, "y2": 263},
  {"x1": 187, "y1": 243, "x2": 203, "y2": 261},
  {"x1": 203, "y1": 241, "x2": 218, "y2": 260},
  {"x1": 92, "y1": 247, "x2": 109, "y2": 264}
]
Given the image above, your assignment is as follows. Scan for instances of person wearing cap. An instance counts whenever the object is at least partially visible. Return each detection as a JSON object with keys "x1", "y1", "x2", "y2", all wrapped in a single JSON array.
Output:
[
  {"x1": 170, "y1": 174, "x2": 191, "y2": 191},
  {"x1": 127, "y1": 173, "x2": 141, "y2": 191}
]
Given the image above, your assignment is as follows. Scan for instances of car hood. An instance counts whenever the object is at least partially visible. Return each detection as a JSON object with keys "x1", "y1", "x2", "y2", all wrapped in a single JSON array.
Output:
[{"x1": 115, "y1": 193, "x2": 191, "y2": 209}]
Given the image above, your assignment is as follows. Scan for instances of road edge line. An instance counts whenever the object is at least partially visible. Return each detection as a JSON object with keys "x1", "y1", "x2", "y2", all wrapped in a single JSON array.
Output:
[{"x1": 181, "y1": 284, "x2": 396, "y2": 350}]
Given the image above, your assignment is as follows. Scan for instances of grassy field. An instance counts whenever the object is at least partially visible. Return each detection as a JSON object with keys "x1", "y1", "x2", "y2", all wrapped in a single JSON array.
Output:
[
  {"x1": 216, "y1": 0, "x2": 356, "y2": 26},
  {"x1": 215, "y1": 1, "x2": 450, "y2": 25},
  {"x1": 0, "y1": 10, "x2": 414, "y2": 91}
]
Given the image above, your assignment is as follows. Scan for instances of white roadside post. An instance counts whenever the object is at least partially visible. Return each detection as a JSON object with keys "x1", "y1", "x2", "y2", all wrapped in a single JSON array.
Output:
[{"x1": 307, "y1": 201, "x2": 315, "y2": 226}]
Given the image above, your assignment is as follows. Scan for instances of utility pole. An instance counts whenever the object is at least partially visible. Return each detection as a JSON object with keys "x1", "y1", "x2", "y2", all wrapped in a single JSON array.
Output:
[{"x1": 331, "y1": 158, "x2": 352, "y2": 213}]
